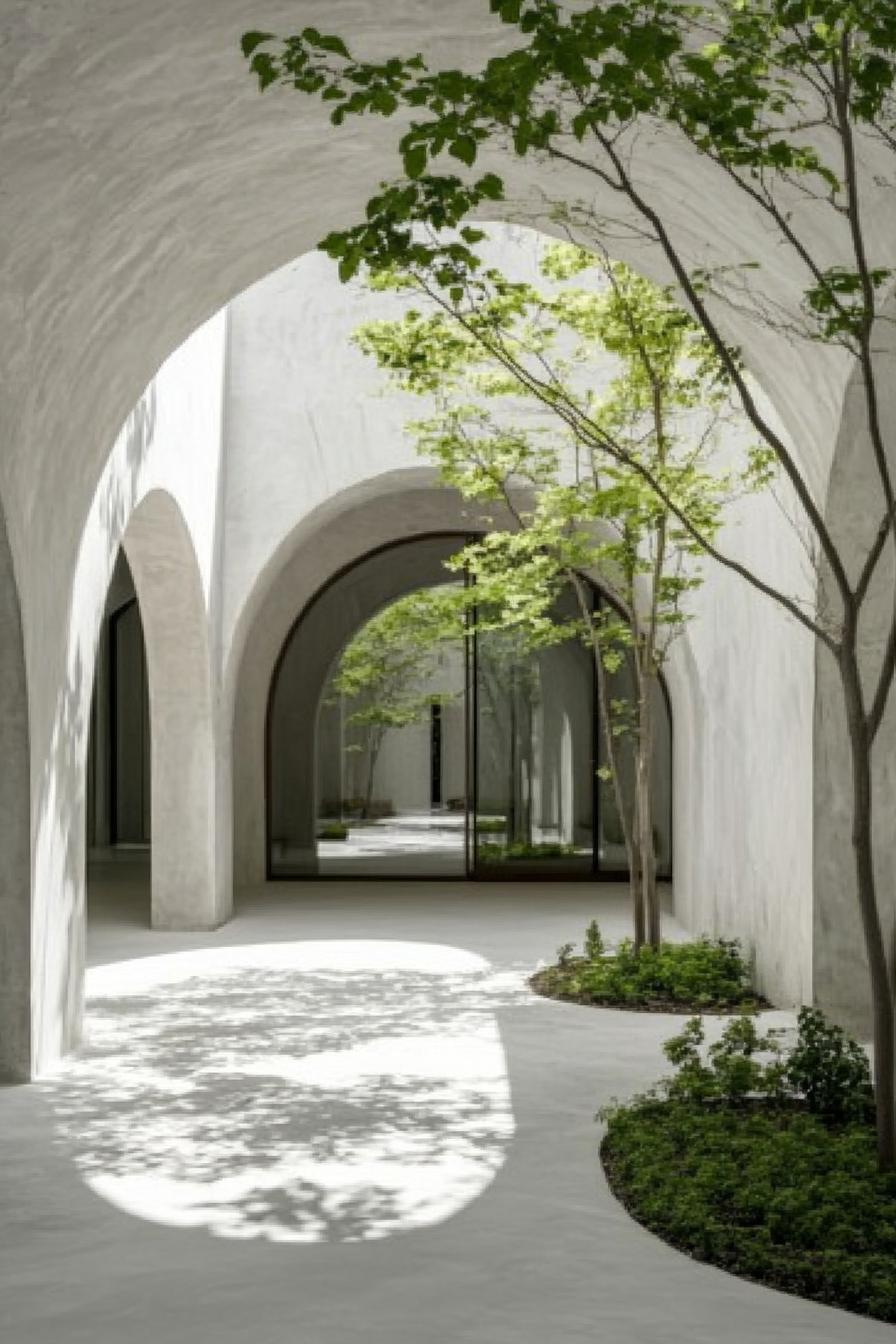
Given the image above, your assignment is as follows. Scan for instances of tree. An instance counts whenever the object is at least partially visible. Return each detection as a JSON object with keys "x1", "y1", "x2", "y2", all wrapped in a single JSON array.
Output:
[
  {"x1": 331, "y1": 589, "x2": 461, "y2": 818},
  {"x1": 243, "y1": 2, "x2": 896, "y2": 1167},
  {"x1": 353, "y1": 243, "x2": 752, "y2": 944}
]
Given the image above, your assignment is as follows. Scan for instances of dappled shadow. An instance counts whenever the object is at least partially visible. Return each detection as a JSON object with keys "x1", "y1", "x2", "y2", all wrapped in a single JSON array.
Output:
[{"x1": 45, "y1": 941, "x2": 531, "y2": 1243}]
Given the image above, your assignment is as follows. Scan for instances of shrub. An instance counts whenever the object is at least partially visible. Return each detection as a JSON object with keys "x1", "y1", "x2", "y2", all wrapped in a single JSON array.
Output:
[
  {"x1": 601, "y1": 1009, "x2": 890, "y2": 1322},
  {"x1": 584, "y1": 919, "x2": 604, "y2": 962},
  {"x1": 476, "y1": 816, "x2": 507, "y2": 834},
  {"x1": 479, "y1": 840, "x2": 577, "y2": 862},
  {"x1": 317, "y1": 822, "x2": 349, "y2": 841},
  {"x1": 786, "y1": 1006, "x2": 874, "y2": 1122},
  {"x1": 660, "y1": 1015, "x2": 787, "y2": 1105},
  {"x1": 531, "y1": 934, "x2": 758, "y2": 1012},
  {"x1": 655, "y1": 1009, "x2": 873, "y2": 1117},
  {"x1": 601, "y1": 1102, "x2": 896, "y2": 1322}
]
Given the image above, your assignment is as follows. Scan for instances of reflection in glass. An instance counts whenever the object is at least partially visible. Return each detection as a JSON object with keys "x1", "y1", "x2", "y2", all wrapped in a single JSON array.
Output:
[
  {"x1": 313, "y1": 593, "x2": 467, "y2": 877},
  {"x1": 474, "y1": 589, "x2": 593, "y2": 875},
  {"x1": 267, "y1": 539, "x2": 673, "y2": 882}
]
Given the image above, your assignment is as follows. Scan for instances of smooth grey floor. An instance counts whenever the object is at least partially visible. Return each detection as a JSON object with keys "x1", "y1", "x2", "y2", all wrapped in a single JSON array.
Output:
[{"x1": 1, "y1": 859, "x2": 890, "y2": 1343}]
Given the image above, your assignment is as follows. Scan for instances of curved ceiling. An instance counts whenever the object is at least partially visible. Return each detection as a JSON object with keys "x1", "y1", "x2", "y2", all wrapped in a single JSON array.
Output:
[{"x1": 0, "y1": 0, "x2": 878, "y2": 577}]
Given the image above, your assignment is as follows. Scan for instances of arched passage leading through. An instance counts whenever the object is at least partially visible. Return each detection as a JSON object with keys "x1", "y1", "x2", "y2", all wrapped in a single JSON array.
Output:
[{"x1": 266, "y1": 533, "x2": 673, "y2": 883}]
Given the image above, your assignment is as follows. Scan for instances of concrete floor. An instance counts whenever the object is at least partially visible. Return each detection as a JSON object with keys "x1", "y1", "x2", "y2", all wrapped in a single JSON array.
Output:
[{"x1": 1, "y1": 860, "x2": 890, "y2": 1342}]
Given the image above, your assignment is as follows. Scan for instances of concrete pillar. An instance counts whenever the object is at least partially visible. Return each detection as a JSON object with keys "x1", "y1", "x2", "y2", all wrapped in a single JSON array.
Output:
[
  {"x1": 123, "y1": 492, "x2": 229, "y2": 931},
  {"x1": 0, "y1": 507, "x2": 30, "y2": 1081}
]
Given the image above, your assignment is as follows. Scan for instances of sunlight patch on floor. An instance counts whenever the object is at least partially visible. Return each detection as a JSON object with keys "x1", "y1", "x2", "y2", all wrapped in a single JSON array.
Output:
[{"x1": 47, "y1": 941, "x2": 528, "y2": 1243}]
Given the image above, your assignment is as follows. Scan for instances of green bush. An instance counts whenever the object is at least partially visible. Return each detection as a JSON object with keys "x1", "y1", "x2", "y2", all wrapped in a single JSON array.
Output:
[
  {"x1": 476, "y1": 816, "x2": 507, "y2": 834},
  {"x1": 531, "y1": 929, "x2": 758, "y2": 1011},
  {"x1": 786, "y1": 1006, "x2": 874, "y2": 1122},
  {"x1": 584, "y1": 918, "x2": 605, "y2": 962},
  {"x1": 602, "y1": 1103, "x2": 896, "y2": 1321},
  {"x1": 478, "y1": 840, "x2": 577, "y2": 862},
  {"x1": 317, "y1": 822, "x2": 349, "y2": 841},
  {"x1": 657, "y1": 1010, "x2": 873, "y2": 1119},
  {"x1": 601, "y1": 1011, "x2": 889, "y2": 1321}
]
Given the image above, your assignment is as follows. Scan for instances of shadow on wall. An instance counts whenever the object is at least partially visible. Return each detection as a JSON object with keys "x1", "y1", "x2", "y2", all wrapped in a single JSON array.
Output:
[
  {"x1": 43, "y1": 940, "x2": 529, "y2": 1243},
  {"x1": 32, "y1": 386, "x2": 157, "y2": 1074}
]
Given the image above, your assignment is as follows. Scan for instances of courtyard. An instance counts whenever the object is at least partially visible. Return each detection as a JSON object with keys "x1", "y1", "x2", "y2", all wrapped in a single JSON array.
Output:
[{"x1": 2, "y1": 869, "x2": 887, "y2": 1342}]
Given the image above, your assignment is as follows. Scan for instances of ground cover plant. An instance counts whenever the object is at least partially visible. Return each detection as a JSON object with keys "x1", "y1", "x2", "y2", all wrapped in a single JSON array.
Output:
[
  {"x1": 317, "y1": 822, "x2": 350, "y2": 841},
  {"x1": 479, "y1": 840, "x2": 578, "y2": 862},
  {"x1": 531, "y1": 919, "x2": 760, "y2": 1011},
  {"x1": 475, "y1": 815, "x2": 507, "y2": 835},
  {"x1": 601, "y1": 1010, "x2": 894, "y2": 1321}
]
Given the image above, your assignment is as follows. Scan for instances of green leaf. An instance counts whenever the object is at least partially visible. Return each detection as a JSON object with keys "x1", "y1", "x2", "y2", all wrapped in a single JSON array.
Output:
[
  {"x1": 240, "y1": 30, "x2": 274, "y2": 57},
  {"x1": 449, "y1": 136, "x2": 478, "y2": 166},
  {"x1": 404, "y1": 144, "x2": 428, "y2": 178},
  {"x1": 302, "y1": 28, "x2": 351, "y2": 59}
]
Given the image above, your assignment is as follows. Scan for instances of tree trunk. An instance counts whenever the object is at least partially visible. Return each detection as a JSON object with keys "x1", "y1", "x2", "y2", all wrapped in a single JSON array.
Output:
[
  {"x1": 593, "y1": 634, "x2": 643, "y2": 947},
  {"x1": 636, "y1": 667, "x2": 659, "y2": 947},
  {"x1": 570, "y1": 574, "x2": 644, "y2": 948},
  {"x1": 842, "y1": 647, "x2": 896, "y2": 1170},
  {"x1": 362, "y1": 731, "x2": 381, "y2": 821}
]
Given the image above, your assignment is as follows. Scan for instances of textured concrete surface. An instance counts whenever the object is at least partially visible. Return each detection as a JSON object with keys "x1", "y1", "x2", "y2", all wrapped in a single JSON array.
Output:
[
  {"x1": 0, "y1": 0, "x2": 888, "y2": 1078},
  {"x1": 0, "y1": 866, "x2": 888, "y2": 1343}
]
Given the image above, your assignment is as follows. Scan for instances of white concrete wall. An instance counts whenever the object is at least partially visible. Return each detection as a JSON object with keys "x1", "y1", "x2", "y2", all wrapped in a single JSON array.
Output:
[
  {"x1": 2, "y1": 0, "x2": 892, "y2": 1071},
  {"x1": 27, "y1": 313, "x2": 227, "y2": 1074}
]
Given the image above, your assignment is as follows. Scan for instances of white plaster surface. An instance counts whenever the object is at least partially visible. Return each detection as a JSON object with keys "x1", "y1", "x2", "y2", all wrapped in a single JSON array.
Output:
[{"x1": 0, "y1": 0, "x2": 890, "y2": 1074}]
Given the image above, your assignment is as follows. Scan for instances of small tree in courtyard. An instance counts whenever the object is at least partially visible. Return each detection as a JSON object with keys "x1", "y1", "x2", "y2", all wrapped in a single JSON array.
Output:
[
  {"x1": 243, "y1": 1, "x2": 896, "y2": 1166},
  {"x1": 331, "y1": 589, "x2": 462, "y2": 818},
  {"x1": 354, "y1": 244, "x2": 755, "y2": 945}
]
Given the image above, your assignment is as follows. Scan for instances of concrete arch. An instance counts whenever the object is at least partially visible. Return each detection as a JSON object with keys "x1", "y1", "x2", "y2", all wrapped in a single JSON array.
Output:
[
  {"x1": 813, "y1": 290, "x2": 896, "y2": 1034},
  {"x1": 122, "y1": 489, "x2": 229, "y2": 931},
  {"x1": 267, "y1": 532, "x2": 473, "y2": 873},
  {"x1": 0, "y1": 505, "x2": 30, "y2": 1081},
  {"x1": 230, "y1": 477, "x2": 503, "y2": 887},
  {"x1": 264, "y1": 531, "x2": 675, "y2": 880}
]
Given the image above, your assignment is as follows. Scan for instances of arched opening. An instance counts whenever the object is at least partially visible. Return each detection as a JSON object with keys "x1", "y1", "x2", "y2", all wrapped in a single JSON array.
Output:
[
  {"x1": 84, "y1": 490, "x2": 227, "y2": 940},
  {"x1": 267, "y1": 534, "x2": 672, "y2": 882},
  {"x1": 85, "y1": 550, "x2": 152, "y2": 927},
  {"x1": 0, "y1": 503, "x2": 31, "y2": 1081}
]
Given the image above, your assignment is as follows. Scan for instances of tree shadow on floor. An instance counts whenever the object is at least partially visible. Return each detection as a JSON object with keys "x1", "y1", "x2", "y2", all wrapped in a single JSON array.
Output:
[{"x1": 44, "y1": 945, "x2": 534, "y2": 1243}]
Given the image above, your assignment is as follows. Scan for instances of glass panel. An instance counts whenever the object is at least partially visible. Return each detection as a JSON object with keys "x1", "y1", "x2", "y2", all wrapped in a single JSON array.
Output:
[
  {"x1": 313, "y1": 607, "x2": 466, "y2": 877},
  {"x1": 474, "y1": 588, "x2": 594, "y2": 876}
]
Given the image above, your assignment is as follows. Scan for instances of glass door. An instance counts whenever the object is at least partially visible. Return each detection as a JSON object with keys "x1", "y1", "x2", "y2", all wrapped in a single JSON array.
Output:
[{"x1": 471, "y1": 586, "x2": 595, "y2": 878}]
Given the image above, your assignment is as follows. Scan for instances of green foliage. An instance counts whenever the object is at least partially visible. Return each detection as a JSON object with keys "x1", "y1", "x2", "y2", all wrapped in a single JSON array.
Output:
[
  {"x1": 317, "y1": 821, "x2": 349, "y2": 841},
  {"x1": 602, "y1": 1102, "x2": 896, "y2": 1322},
  {"x1": 478, "y1": 840, "x2": 577, "y2": 861},
  {"x1": 786, "y1": 1006, "x2": 874, "y2": 1122},
  {"x1": 333, "y1": 585, "x2": 463, "y2": 729},
  {"x1": 584, "y1": 918, "x2": 605, "y2": 961},
  {"x1": 652, "y1": 1008, "x2": 873, "y2": 1119},
  {"x1": 241, "y1": 1, "x2": 896, "y2": 359},
  {"x1": 661, "y1": 1013, "x2": 788, "y2": 1104},
  {"x1": 556, "y1": 941, "x2": 576, "y2": 969},
  {"x1": 602, "y1": 1008, "x2": 886, "y2": 1320},
  {"x1": 533, "y1": 936, "x2": 757, "y2": 1010},
  {"x1": 331, "y1": 586, "x2": 465, "y2": 814},
  {"x1": 475, "y1": 815, "x2": 507, "y2": 833}
]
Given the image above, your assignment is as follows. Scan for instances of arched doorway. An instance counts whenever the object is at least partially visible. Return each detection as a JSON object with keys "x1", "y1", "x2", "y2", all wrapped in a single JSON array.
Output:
[
  {"x1": 267, "y1": 535, "x2": 672, "y2": 881},
  {"x1": 85, "y1": 490, "x2": 227, "y2": 936},
  {"x1": 85, "y1": 550, "x2": 152, "y2": 926}
]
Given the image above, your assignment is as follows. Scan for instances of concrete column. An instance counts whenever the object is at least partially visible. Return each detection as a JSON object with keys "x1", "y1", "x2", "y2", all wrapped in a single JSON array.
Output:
[
  {"x1": 0, "y1": 508, "x2": 30, "y2": 1081},
  {"x1": 124, "y1": 492, "x2": 229, "y2": 931}
]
